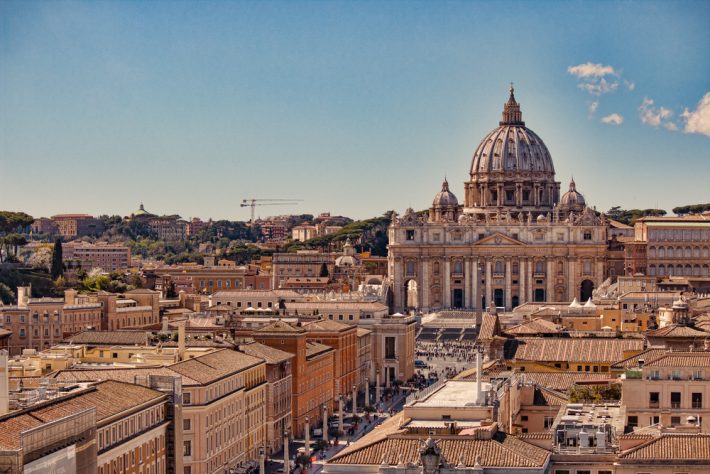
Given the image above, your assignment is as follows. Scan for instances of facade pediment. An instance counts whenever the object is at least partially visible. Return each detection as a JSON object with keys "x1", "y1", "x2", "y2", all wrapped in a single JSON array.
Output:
[{"x1": 474, "y1": 232, "x2": 526, "y2": 247}]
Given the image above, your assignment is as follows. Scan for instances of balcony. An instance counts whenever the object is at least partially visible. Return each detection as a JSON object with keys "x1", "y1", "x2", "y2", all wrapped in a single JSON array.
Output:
[
  {"x1": 671, "y1": 402, "x2": 681, "y2": 409},
  {"x1": 648, "y1": 401, "x2": 660, "y2": 409},
  {"x1": 693, "y1": 402, "x2": 703, "y2": 409}
]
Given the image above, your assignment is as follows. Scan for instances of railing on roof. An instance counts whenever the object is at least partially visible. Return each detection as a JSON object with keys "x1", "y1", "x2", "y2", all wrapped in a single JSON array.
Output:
[{"x1": 405, "y1": 377, "x2": 447, "y2": 405}]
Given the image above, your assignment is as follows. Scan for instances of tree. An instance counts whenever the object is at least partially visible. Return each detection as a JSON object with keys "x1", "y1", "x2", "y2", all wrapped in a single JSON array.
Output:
[
  {"x1": 0, "y1": 283, "x2": 14, "y2": 305},
  {"x1": 50, "y1": 239, "x2": 64, "y2": 279},
  {"x1": 319, "y1": 262, "x2": 330, "y2": 278}
]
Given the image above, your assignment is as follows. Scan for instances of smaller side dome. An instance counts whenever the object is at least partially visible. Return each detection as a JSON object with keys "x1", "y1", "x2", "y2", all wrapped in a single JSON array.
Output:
[
  {"x1": 433, "y1": 179, "x2": 459, "y2": 207},
  {"x1": 559, "y1": 179, "x2": 586, "y2": 212}
]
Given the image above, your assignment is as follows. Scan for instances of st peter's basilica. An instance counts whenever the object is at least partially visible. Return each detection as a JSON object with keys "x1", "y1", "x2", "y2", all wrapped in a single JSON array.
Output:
[{"x1": 388, "y1": 86, "x2": 608, "y2": 312}]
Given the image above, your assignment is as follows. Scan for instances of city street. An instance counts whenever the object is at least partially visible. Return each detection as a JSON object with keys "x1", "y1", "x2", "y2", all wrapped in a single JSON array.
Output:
[{"x1": 266, "y1": 391, "x2": 408, "y2": 473}]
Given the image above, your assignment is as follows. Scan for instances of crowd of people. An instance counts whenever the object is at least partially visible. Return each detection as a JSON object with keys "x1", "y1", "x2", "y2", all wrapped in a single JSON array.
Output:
[{"x1": 415, "y1": 340, "x2": 479, "y2": 379}]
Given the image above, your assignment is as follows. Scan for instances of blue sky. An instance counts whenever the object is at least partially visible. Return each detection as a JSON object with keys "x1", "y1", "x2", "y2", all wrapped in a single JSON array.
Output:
[{"x1": 2, "y1": 1, "x2": 709, "y2": 221}]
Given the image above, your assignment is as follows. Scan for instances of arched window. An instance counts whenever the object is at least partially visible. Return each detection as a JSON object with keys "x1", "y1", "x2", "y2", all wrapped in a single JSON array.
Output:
[
  {"x1": 703, "y1": 247, "x2": 710, "y2": 258},
  {"x1": 667, "y1": 247, "x2": 674, "y2": 258},
  {"x1": 693, "y1": 265, "x2": 701, "y2": 276},
  {"x1": 702, "y1": 265, "x2": 709, "y2": 277},
  {"x1": 648, "y1": 247, "x2": 656, "y2": 258},
  {"x1": 433, "y1": 261, "x2": 440, "y2": 275},
  {"x1": 684, "y1": 247, "x2": 692, "y2": 258},
  {"x1": 659, "y1": 247, "x2": 666, "y2": 258},
  {"x1": 649, "y1": 265, "x2": 656, "y2": 276},
  {"x1": 658, "y1": 264, "x2": 665, "y2": 276},
  {"x1": 693, "y1": 247, "x2": 701, "y2": 258}
]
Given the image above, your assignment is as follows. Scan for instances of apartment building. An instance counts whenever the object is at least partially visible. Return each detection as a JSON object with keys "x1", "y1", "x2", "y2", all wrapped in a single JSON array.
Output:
[
  {"x1": 627, "y1": 215, "x2": 710, "y2": 278},
  {"x1": 95, "y1": 289, "x2": 160, "y2": 330},
  {"x1": 622, "y1": 351, "x2": 710, "y2": 432},
  {"x1": 63, "y1": 241, "x2": 131, "y2": 272},
  {"x1": 0, "y1": 379, "x2": 172, "y2": 474},
  {"x1": 247, "y1": 321, "x2": 335, "y2": 436},
  {"x1": 55, "y1": 349, "x2": 267, "y2": 474},
  {"x1": 238, "y1": 341, "x2": 294, "y2": 454},
  {"x1": 0, "y1": 287, "x2": 102, "y2": 355},
  {"x1": 50, "y1": 213, "x2": 105, "y2": 237},
  {"x1": 302, "y1": 319, "x2": 358, "y2": 399}
]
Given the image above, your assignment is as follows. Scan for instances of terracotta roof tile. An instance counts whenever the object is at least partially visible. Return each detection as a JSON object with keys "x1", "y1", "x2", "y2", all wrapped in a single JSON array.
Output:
[
  {"x1": 619, "y1": 434, "x2": 710, "y2": 461},
  {"x1": 238, "y1": 342, "x2": 294, "y2": 365},
  {"x1": 505, "y1": 318, "x2": 560, "y2": 336},
  {"x1": 505, "y1": 337, "x2": 644, "y2": 363},
  {"x1": 329, "y1": 433, "x2": 549, "y2": 468}
]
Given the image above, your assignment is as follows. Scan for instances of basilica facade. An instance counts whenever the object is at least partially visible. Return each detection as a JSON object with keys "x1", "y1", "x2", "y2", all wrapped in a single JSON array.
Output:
[{"x1": 388, "y1": 87, "x2": 608, "y2": 312}]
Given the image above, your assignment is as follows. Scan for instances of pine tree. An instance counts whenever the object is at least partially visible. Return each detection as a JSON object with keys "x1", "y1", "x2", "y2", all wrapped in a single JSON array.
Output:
[{"x1": 51, "y1": 238, "x2": 64, "y2": 279}]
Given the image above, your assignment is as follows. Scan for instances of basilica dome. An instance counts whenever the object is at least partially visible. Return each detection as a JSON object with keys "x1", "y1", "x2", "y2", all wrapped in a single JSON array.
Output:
[
  {"x1": 433, "y1": 179, "x2": 458, "y2": 207},
  {"x1": 463, "y1": 86, "x2": 560, "y2": 216},
  {"x1": 559, "y1": 179, "x2": 586, "y2": 212}
]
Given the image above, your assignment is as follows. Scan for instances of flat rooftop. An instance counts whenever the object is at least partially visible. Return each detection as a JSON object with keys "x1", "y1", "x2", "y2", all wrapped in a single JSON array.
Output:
[{"x1": 413, "y1": 380, "x2": 492, "y2": 408}]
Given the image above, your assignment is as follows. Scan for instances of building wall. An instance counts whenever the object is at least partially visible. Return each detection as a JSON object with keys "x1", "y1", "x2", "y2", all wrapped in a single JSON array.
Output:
[
  {"x1": 388, "y1": 219, "x2": 607, "y2": 312},
  {"x1": 182, "y1": 363, "x2": 267, "y2": 474},
  {"x1": 622, "y1": 365, "x2": 710, "y2": 432},
  {"x1": 97, "y1": 401, "x2": 168, "y2": 474}
]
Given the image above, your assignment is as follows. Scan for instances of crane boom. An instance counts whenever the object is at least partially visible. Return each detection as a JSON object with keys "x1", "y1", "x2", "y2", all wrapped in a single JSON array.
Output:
[{"x1": 241, "y1": 198, "x2": 303, "y2": 225}]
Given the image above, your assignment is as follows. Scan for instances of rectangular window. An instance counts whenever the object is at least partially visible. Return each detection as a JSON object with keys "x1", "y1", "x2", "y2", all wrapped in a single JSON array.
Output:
[
  {"x1": 692, "y1": 392, "x2": 702, "y2": 409},
  {"x1": 385, "y1": 337, "x2": 396, "y2": 359},
  {"x1": 183, "y1": 418, "x2": 191, "y2": 431},
  {"x1": 544, "y1": 416, "x2": 554, "y2": 429},
  {"x1": 583, "y1": 231, "x2": 592, "y2": 240},
  {"x1": 183, "y1": 440, "x2": 192, "y2": 456},
  {"x1": 671, "y1": 392, "x2": 681, "y2": 409},
  {"x1": 627, "y1": 416, "x2": 638, "y2": 428},
  {"x1": 649, "y1": 392, "x2": 660, "y2": 408},
  {"x1": 406, "y1": 230, "x2": 415, "y2": 240},
  {"x1": 183, "y1": 392, "x2": 191, "y2": 405},
  {"x1": 671, "y1": 416, "x2": 681, "y2": 426}
]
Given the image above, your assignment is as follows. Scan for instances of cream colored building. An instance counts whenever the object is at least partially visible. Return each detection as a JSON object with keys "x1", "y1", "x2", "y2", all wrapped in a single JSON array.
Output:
[
  {"x1": 54, "y1": 349, "x2": 268, "y2": 474},
  {"x1": 622, "y1": 351, "x2": 710, "y2": 432},
  {"x1": 388, "y1": 87, "x2": 608, "y2": 312}
]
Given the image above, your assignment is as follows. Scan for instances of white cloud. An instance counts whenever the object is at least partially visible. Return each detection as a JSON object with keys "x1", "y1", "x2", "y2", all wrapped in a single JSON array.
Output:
[
  {"x1": 639, "y1": 97, "x2": 678, "y2": 131},
  {"x1": 681, "y1": 92, "x2": 710, "y2": 137},
  {"x1": 578, "y1": 78, "x2": 619, "y2": 96},
  {"x1": 567, "y1": 63, "x2": 617, "y2": 78},
  {"x1": 601, "y1": 113, "x2": 624, "y2": 125},
  {"x1": 624, "y1": 80, "x2": 636, "y2": 91},
  {"x1": 588, "y1": 101, "x2": 599, "y2": 115},
  {"x1": 568, "y1": 62, "x2": 621, "y2": 97}
]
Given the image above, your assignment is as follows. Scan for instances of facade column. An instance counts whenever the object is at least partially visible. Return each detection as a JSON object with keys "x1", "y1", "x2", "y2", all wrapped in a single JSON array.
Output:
[
  {"x1": 472, "y1": 258, "x2": 479, "y2": 310},
  {"x1": 304, "y1": 417, "x2": 310, "y2": 458},
  {"x1": 464, "y1": 257, "x2": 472, "y2": 308},
  {"x1": 519, "y1": 258, "x2": 526, "y2": 305},
  {"x1": 283, "y1": 431, "x2": 290, "y2": 472},
  {"x1": 352, "y1": 385, "x2": 357, "y2": 416},
  {"x1": 546, "y1": 259, "x2": 555, "y2": 302},
  {"x1": 485, "y1": 258, "x2": 492, "y2": 311},
  {"x1": 568, "y1": 258, "x2": 576, "y2": 302},
  {"x1": 505, "y1": 258, "x2": 512, "y2": 310},
  {"x1": 527, "y1": 259, "x2": 534, "y2": 302},
  {"x1": 375, "y1": 369, "x2": 381, "y2": 403},
  {"x1": 365, "y1": 377, "x2": 370, "y2": 407},
  {"x1": 338, "y1": 396, "x2": 344, "y2": 434},
  {"x1": 323, "y1": 405, "x2": 328, "y2": 444},
  {"x1": 443, "y1": 259, "x2": 451, "y2": 308},
  {"x1": 393, "y1": 258, "x2": 404, "y2": 311},
  {"x1": 421, "y1": 258, "x2": 430, "y2": 311}
]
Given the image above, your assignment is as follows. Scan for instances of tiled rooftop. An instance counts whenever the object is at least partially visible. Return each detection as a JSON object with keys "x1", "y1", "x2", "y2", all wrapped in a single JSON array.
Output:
[
  {"x1": 238, "y1": 341, "x2": 294, "y2": 365},
  {"x1": 618, "y1": 434, "x2": 710, "y2": 461},
  {"x1": 328, "y1": 433, "x2": 550, "y2": 468},
  {"x1": 504, "y1": 337, "x2": 644, "y2": 363}
]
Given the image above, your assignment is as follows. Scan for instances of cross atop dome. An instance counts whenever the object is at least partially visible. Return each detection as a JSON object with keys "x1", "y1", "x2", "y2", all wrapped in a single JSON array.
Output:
[{"x1": 500, "y1": 84, "x2": 525, "y2": 126}]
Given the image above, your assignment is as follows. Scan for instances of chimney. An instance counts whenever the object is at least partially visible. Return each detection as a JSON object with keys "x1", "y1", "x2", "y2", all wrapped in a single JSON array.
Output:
[
  {"x1": 0, "y1": 350, "x2": 9, "y2": 415},
  {"x1": 64, "y1": 289, "x2": 77, "y2": 305},
  {"x1": 17, "y1": 285, "x2": 30, "y2": 309},
  {"x1": 178, "y1": 325, "x2": 186, "y2": 361}
]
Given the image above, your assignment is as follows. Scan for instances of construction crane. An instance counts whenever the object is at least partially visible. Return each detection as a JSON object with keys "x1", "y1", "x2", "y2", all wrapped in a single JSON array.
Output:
[{"x1": 240, "y1": 198, "x2": 303, "y2": 225}]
